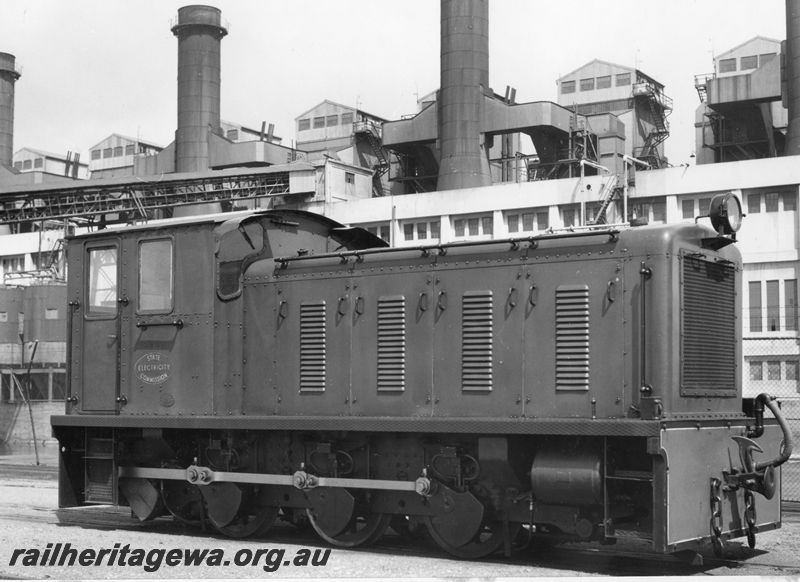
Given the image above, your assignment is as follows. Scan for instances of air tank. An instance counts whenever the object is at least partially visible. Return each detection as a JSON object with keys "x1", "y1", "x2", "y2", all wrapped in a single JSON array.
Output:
[
  {"x1": 437, "y1": 0, "x2": 492, "y2": 191},
  {"x1": 787, "y1": 0, "x2": 800, "y2": 154},
  {"x1": 0, "y1": 52, "x2": 21, "y2": 169},
  {"x1": 171, "y1": 5, "x2": 227, "y2": 173}
]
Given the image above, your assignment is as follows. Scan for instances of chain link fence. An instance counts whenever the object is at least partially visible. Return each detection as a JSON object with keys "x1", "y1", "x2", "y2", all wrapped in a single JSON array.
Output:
[{"x1": 743, "y1": 337, "x2": 800, "y2": 502}]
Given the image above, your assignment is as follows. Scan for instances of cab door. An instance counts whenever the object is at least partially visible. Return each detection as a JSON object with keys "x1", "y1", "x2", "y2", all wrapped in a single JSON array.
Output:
[
  {"x1": 79, "y1": 241, "x2": 121, "y2": 412},
  {"x1": 120, "y1": 231, "x2": 215, "y2": 416}
]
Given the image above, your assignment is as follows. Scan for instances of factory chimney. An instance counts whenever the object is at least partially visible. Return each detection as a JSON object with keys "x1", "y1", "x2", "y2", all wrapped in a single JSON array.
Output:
[
  {"x1": 437, "y1": 0, "x2": 493, "y2": 191},
  {"x1": 0, "y1": 52, "x2": 21, "y2": 169},
  {"x1": 171, "y1": 5, "x2": 227, "y2": 173},
  {"x1": 787, "y1": 0, "x2": 800, "y2": 154}
]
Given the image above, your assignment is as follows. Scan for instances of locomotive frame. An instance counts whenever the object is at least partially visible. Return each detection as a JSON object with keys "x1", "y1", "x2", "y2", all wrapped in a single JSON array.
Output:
[{"x1": 52, "y1": 205, "x2": 791, "y2": 559}]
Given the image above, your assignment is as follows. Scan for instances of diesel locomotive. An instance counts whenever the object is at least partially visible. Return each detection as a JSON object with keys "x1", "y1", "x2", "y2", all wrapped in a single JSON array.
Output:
[{"x1": 52, "y1": 196, "x2": 792, "y2": 559}]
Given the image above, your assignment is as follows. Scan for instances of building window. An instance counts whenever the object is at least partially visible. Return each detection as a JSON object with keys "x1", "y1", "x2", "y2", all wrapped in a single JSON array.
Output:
[
  {"x1": 561, "y1": 80, "x2": 576, "y2": 94},
  {"x1": 562, "y1": 206, "x2": 579, "y2": 227},
  {"x1": 652, "y1": 201, "x2": 666, "y2": 222},
  {"x1": 596, "y1": 75, "x2": 611, "y2": 89},
  {"x1": 749, "y1": 281, "x2": 762, "y2": 333},
  {"x1": 699, "y1": 197, "x2": 712, "y2": 215},
  {"x1": 365, "y1": 223, "x2": 390, "y2": 243},
  {"x1": 740, "y1": 55, "x2": 758, "y2": 70},
  {"x1": 298, "y1": 118, "x2": 310, "y2": 131},
  {"x1": 765, "y1": 192, "x2": 779, "y2": 212},
  {"x1": 787, "y1": 361, "x2": 799, "y2": 385},
  {"x1": 507, "y1": 209, "x2": 548, "y2": 233},
  {"x1": 719, "y1": 58, "x2": 737, "y2": 73},
  {"x1": 313, "y1": 116, "x2": 325, "y2": 129},
  {"x1": 681, "y1": 199, "x2": 694, "y2": 219},
  {"x1": 579, "y1": 78, "x2": 595, "y2": 91},
  {"x1": 226, "y1": 129, "x2": 239, "y2": 141},
  {"x1": 1, "y1": 256, "x2": 24, "y2": 277},
  {"x1": 326, "y1": 115, "x2": 338, "y2": 127},
  {"x1": 760, "y1": 53, "x2": 777, "y2": 65},
  {"x1": 22, "y1": 159, "x2": 31, "y2": 170},
  {"x1": 345, "y1": 172, "x2": 355, "y2": 185},
  {"x1": 402, "y1": 219, "x2": 439, "y2": 242},
  {"x1": 453, "y1": 214, "x2": 492, "y2": 238},
  {"x1": 91, "y1": 149, "x2": 101, "y2": 160},
  {"x1": 616, "y1": 73, "x2": 631, "y2": 86},
  {"x1": 103, "y1": 148, "x2": 113, "y2": 158},
  {"x1": 747, "y1": 193, "x2": 760, "y2": 213},
  {"x1": 113, "y1": 146, "x2": 123, "y2": 157},
  {"x1": 125, "y1": 144, "x2": 135, "y2": 155},
  {"x1": 13, "y1": 161, "x2": 22, "y2": 169},
  {"x1": 749, "y1": 360, "x2": 763, "y2": 381},
  {"x1": 767, "y1": 280, "x2": 780, "y2": 331},
  {"x1": 783, "y1": 192, "x2": 797, "y2": 211},
  {"x1": 787, "y1": 279, "x2": 798, "y2": 331},
  {"x1": 341, "y1": 112, "x2": 354, "y2": 125},
  {"x1": 767, "y1": 360, "x2": 781, "y2": 380},
  {"x1": 34, "y1": 158, "x2": 43, "y2": 168},
  {"x1": 628, "y1": 198, "x2": 665, "y2": 223}
]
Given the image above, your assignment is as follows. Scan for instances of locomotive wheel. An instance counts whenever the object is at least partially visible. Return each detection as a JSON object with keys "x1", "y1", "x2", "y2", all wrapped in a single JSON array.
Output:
[
  {"x1": 422, "y1": 485, "x2": 514, "y2": 559},
  {"x1": 425, "y1": 517, "x2": 511, "y2": 559},
  {"x1": 161, "y1": 480, "x2": 205, "y2": 526},
  {"x1": 306, "y1": 488, "x2": 391, "y2": 548},
  {"x1": 119, "y1": 477, "x2": 164, "y2": 521},
  {"x1": 202, "y1": 484, "x2": 280, "y2": 539}
]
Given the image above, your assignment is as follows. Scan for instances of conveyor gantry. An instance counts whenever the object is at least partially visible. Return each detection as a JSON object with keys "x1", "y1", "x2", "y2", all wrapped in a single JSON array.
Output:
[{"x1": 0, "y1": 166, "x2": 305, "y2": 225}]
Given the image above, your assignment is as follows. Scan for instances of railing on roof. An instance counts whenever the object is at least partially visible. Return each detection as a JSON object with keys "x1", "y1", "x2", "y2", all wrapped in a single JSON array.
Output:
[
  {"x1": 633, "y1": 81, "x2": 673, "y2": 110},
  {"x1": 353, "y1": 119, "x2": 382, "y2": 139}
]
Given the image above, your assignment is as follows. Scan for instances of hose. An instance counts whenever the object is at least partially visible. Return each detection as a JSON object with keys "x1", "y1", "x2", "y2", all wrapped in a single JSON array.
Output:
[{"x1": 752, "y1": 393, "x2": 794, "y2": 471}]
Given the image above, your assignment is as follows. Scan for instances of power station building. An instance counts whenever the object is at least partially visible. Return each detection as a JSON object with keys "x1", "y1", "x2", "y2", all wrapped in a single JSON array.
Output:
[{"x1": 0, "y1": 2, "x2": 799, "y2": 466}]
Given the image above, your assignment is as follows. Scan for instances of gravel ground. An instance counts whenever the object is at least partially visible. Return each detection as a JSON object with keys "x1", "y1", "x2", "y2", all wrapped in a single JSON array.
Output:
[{"x1": 0, "y1": 471, "x2": 799, "y2": 579}]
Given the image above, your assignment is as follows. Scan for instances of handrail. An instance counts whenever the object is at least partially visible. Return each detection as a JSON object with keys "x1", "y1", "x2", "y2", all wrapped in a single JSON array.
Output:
[{"x1": 274, "y1": 229, "x2": 621, "y2": 267}]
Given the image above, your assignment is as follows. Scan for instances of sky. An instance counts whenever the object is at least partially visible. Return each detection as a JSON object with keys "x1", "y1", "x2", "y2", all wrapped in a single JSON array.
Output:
[{"x1": 0, "y1": 0, "x2": 789, "y2": 167}]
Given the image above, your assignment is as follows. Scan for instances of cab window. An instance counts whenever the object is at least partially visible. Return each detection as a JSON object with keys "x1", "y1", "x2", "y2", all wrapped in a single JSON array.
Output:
[
  {"x1": 138, "y1": 239, "x2": 173, "y2": 313},
  {"x1": 88, "y1": 247, "x2": 118, "y2": 316}
]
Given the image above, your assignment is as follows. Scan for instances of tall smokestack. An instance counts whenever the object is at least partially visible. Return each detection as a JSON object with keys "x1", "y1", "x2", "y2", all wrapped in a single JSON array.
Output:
[
  {"x1": 171, "y1": 5, "x2": 227, "y2": 173},
  {"x1": 437, "y1": 0, "x2": 492, "y2": 191},
  {"x1": 0, "y1": 52, "x2": 21, "y2": 169},
  {"x1": 787, "y1": 0, "x2": 800, "y2": 154}
]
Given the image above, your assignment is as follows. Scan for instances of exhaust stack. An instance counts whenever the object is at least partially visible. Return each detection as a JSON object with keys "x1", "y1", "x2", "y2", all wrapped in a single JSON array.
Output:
[
  {"x1": 437, "y1": 0, "x2": 492, "y2": 191},
  {"x1": 0, "y1": 52, "x2": 20, "y2": 169},
  {"x1": 172, "y1": 5, "x2": 227, "y2": 173}
]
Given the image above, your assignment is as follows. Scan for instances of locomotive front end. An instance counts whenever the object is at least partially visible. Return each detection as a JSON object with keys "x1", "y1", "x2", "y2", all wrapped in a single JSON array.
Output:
[{"x1": 607, "y1": 194, "x2": 790, "y2": 554}]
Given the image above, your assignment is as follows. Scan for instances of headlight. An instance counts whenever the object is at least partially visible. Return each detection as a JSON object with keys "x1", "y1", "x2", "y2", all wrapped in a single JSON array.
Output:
[{"x1": 709, "y1": 193, "x2": 743, "y2": 234}]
